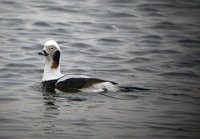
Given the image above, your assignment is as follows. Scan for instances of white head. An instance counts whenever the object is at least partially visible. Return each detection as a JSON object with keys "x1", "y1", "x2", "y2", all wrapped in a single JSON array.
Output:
[
  {"x1": 44, "y1": 40, "x2": 60, "y2": 51},
  {"x1": 39, "y1": 40, "x2": 63, "y2": 81}
]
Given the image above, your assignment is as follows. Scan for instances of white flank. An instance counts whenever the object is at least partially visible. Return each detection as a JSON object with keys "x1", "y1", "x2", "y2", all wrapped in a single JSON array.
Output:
[{"x1": 80, "y1": 82, "x2": 119, "y2": 93}]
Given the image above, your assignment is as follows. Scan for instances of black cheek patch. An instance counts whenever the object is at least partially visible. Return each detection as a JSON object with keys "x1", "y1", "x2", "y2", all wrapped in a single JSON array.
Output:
[{"x1": 51, "y1": 50, "x2": 60, "y2": 69}]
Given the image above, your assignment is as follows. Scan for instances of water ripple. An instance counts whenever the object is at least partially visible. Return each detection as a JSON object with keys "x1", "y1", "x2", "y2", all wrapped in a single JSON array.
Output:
[{"x1": 0, "y1": 0, "x2": 200, "y2": 139}]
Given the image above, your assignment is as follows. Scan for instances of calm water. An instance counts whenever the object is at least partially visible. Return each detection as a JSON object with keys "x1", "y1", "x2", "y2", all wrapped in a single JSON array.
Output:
[{"x1": 0, "y1": 0, "x2": 200, "y2": 138}]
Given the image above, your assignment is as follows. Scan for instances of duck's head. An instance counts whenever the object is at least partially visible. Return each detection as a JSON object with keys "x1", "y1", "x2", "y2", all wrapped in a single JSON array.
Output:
[
  {"x1": 39, "y1": 40, "x2": 61, "y2": 69},
  {"x1": 39, "y1": 40, "x2": 60, "y2": 56}
]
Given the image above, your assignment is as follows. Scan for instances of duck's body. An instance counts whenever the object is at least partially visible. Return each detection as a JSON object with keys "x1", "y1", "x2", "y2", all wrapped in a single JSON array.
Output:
[{"x1": 39, "y1": 40, "x2": 119, "y2": 93}]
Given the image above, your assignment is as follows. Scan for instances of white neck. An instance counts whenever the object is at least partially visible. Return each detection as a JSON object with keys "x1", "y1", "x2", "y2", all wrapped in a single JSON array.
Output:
[{"x1": 42, "y1": 59, "x2": 63, "y2": 81}]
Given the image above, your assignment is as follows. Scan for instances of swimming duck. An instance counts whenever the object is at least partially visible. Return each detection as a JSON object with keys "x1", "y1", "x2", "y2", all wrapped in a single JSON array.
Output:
[{"x1": 38, "y1": 40, "x2": 119, "y2": 93}]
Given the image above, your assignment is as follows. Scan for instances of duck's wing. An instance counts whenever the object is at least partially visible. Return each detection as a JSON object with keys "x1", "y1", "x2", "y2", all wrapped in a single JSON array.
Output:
[{"x1": 55, "y1": 75, "x2": 113, "y2": 92}]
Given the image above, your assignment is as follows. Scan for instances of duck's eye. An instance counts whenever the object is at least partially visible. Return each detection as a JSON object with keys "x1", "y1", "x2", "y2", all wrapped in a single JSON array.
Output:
[{"x1": 50, "y1": 47, "x2": 54, "y2": 50}]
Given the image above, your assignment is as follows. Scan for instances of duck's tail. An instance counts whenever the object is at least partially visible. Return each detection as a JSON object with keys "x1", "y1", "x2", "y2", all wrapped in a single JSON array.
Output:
[{"x1": 119, "y1": 86, "x2": 150, "y2": 92}]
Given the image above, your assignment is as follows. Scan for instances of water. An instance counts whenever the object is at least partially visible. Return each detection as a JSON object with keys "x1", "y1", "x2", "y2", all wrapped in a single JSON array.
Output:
[{"x1": 0, "y1": 0, "x2": 200, "y2": 138}]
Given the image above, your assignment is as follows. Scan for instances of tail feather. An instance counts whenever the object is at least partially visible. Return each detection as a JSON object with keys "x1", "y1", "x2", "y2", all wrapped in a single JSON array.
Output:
[{"x1": 119, "y1": 86, "x2": 150, "y2": 92}]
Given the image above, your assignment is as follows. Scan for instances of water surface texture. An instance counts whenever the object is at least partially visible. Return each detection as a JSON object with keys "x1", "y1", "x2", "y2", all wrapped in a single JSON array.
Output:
[{"x1": 0, "y1": 0, "x2": 200, "y2": 139}]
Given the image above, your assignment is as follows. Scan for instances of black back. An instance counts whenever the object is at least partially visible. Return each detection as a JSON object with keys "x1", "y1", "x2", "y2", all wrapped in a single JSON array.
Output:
[{"x1": 56, "y1": 78, "x2": 116, "y2": 92}]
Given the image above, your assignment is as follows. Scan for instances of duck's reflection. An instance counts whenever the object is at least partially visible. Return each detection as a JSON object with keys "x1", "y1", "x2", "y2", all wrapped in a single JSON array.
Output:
[
  {"x1": 41, "y1": 91, "x2": 61, "y2": 136},
  {"x1": 43, "y1": 93, "x2": 59, "y2": 113}
]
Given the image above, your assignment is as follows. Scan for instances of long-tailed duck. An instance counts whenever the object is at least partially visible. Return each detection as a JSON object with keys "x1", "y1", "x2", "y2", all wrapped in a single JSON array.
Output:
[{"x1": 38, "y1": 40, "x2": 119, "y2": 93}]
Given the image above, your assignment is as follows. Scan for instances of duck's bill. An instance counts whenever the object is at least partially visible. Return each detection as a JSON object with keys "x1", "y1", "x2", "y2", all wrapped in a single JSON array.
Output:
[
  {"x1": 38, "y1": 50, "x2": 49, "y2": 56},
  {"x1": 38, "y1": 52, "x2": 43, "y2": 55}
]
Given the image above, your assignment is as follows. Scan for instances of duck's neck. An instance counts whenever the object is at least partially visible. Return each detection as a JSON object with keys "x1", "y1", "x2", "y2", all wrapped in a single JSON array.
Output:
[{"x1": 42, "y1": 58, "x2": 63, "y2": 81}]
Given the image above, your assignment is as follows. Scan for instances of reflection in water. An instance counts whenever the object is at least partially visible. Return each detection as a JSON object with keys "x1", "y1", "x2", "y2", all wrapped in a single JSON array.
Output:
[{"x1": 42, "y1": 92, "x2": 61, "y2": 136}]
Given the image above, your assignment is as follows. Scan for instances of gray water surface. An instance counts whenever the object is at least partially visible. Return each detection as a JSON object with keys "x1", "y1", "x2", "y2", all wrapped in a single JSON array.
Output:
[{"x1": 0, "y1": 0, "x2": 200, "y2": 139}]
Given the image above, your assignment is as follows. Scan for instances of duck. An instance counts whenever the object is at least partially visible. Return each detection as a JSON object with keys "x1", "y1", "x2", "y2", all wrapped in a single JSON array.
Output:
[{"x1": 38, "y1": 40, "x2": 120, "y2": 93}]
